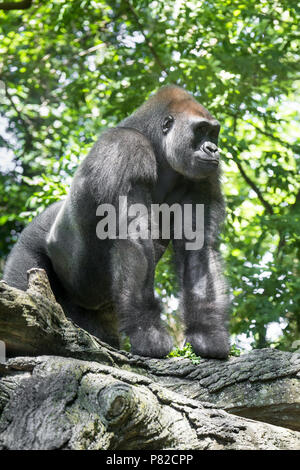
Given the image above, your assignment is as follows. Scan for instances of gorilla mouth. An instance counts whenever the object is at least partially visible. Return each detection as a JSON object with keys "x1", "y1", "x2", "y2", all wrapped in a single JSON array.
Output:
[
  {"x1": 200, "y1": 157, "x2": 219, "y2": 164},
  {"x1": 194, "y1": 151, "x2": 219, "y2": 165}
]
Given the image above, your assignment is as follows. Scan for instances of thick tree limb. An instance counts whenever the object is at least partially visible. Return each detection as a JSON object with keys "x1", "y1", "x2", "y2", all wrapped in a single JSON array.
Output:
[
  {"x1": 0, "y1": 269, "x2": 300, "y2": 449},
  {"x1": 0, "y1": 355, "x2": 300, "y2": 450}
]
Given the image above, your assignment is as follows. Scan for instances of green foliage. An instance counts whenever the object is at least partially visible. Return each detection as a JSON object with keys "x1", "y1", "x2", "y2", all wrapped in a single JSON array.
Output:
[
  {"x1": 119, "y1": 333, "x2": 132, "y2": 353},
  {"x1": 168, "y1": 342, "x2": 242, "y2": 361},
  {"x1": 0, "y1": 0, "x2": 299, "y2": 349},
  {"x1": 155, "y1": 244, "x2": 179, "y2": 298},
  {"x1": 229, "y1": 344, "x2": 242, "y2": 357},
  {"x1": 168, "y1": 343, "x2": 202, "y2": 364},
  {"x1": 22, "y1": 173, "x2": 67, "y2": 220}
]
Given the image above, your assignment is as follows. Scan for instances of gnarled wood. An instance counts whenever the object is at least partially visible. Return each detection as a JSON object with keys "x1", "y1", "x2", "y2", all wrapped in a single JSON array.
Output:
[
  {"x1": 0, "y1": 356, "x2": 300, "y2": 450},
  {"x1": 0, "y1": 269, "x2": 300, "y2": 449}
]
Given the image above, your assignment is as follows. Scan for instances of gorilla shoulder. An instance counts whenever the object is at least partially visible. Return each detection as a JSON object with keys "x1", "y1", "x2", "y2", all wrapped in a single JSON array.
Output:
[{"x1": 80, "y1": 126, "x2": 158, "y2": 201}]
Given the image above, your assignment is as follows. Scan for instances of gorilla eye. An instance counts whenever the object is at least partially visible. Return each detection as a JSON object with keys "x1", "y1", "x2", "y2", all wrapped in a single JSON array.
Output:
[
  {"x1": 162, "y1": 115, "x2": 174, "y2": 134},
  {"x1": 195, "y1": 123, "x2": 209, "y2": 137}
]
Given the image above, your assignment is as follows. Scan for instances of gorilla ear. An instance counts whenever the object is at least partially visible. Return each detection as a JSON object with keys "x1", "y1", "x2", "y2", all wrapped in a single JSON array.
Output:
[{"x1": 162, "y1": 115, "x2": 174, "y2": 134}]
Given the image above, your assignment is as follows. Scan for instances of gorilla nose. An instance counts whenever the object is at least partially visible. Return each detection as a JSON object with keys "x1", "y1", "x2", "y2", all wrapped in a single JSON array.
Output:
[{"x1": 203, "y1": 141, "x2": 218, "y2": 155}]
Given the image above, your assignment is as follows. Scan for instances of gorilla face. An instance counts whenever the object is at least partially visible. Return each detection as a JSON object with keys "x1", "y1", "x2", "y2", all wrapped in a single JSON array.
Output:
[{"x1": 162, "y1": 100, "x2": 221, "y2": 180}]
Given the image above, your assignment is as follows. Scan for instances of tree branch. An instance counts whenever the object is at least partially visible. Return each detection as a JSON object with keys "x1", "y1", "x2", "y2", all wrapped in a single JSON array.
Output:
[
  {"x1": 123, "y1": 0, "x2": 168, "y2": 74},
  {"x1": 0, "y1": 79, "x2": 34, "y2": 158},
  {"x1": 231, "y1": 114, "x2": 274, "y2": 215},
  {"x1": 1, "y1": 354, "x2": 300, "y2": 449},
  {"x1": 256, "y1": 12, "x2": 298, "y2": 27},
  {"x1": 246, "y1": 120, "x2": 298, "y2": 152},
  {"x1": 0, "y1": 0, "x2": 32, "y2": 10},
  {"x1": 228, "y1": 110, "x2": 297, "y2": 152},
  {"x1": 1, "y1": 80, "x2": 32, "y2": 128},
  {"x1": 1, "y1": 269, "x2": 300, "y2": 435},
  {"x1": 233, "y1": 156, "x2": 274, "y2": 214}
]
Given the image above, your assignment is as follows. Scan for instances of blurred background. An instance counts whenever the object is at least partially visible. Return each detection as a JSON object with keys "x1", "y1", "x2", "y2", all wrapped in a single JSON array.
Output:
[{"x1": 0, "y1": 0, "x2": 299, "y2": 353}]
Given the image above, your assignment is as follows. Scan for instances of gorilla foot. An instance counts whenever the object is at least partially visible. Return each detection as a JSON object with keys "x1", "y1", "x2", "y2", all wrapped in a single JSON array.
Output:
[
  {"x1": 129, "y1": 325, "x2": 173, "y2": 358},
  {"x1": 186, "y1": 329, "x2": 230, "y2": 359}
]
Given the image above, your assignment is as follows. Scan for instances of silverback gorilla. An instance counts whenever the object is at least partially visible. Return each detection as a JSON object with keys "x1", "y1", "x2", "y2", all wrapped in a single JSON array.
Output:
[{"x1": 3, "y1": 85, "x2": 230, "y2": 359}]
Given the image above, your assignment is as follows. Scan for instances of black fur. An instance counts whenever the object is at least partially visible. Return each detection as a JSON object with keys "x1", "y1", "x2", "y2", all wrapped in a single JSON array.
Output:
[{"x1": 4, "y1": 85, "x2": 230, "y2": 358}]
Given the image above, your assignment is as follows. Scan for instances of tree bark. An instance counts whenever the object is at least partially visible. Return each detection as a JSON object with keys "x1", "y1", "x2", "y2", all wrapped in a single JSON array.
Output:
[{"x1": 0, "y1": 269, "x2": 300, "y2": 449}]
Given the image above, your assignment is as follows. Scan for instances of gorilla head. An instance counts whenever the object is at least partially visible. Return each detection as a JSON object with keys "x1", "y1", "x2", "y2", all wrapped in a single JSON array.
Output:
[
  {"x1": 161, "y1": 88, "x2": 221, "y2": 180},
  {"x1": 122, "y1": 85, "x2": 221, "y2": 181}
]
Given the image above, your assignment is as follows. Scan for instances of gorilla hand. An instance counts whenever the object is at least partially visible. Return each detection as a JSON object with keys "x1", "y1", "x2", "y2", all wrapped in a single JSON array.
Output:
[
  {"x1": 186, "y1": 327, "x2": 230, "y2": 359},
  {"x1": 130, "y1": 325, "x2": 173, "y2": 358}
]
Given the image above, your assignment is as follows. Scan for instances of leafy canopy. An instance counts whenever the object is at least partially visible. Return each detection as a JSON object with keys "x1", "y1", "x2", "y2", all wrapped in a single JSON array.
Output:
[{"x1": 0, "y1": 0, "x2": 299, "y2": 350}]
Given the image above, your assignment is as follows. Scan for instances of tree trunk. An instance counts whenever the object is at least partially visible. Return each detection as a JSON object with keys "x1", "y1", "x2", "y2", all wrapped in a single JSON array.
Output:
[{"x1": 0, "y1": 269, "x2": 300, "y2": 450}]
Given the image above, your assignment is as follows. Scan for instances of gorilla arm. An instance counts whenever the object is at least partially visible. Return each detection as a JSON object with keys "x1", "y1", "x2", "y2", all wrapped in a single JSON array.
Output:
[
  {"x1": 173, "y1": 184, "x2": 230, "y2": 359},
  {"x1": 110, "y1": 183, "x2": 173, "y2": 358}
]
